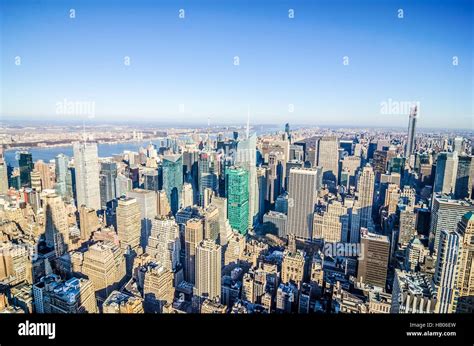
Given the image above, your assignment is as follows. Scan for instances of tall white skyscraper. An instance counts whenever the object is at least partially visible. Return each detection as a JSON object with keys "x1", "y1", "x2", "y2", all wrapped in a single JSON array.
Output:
[
  {"x1": 73, "y1": 141, "x2": 101, "y2": 210},
  {"x1": 286, "y1": 168, "x2": 319, "y2": 240},
  {"x1": 195, "y1": 239, "x2": 221, "y2": 300},
  {"x1": 433, "y1": 229, "x2": 461, "y2": 313}
]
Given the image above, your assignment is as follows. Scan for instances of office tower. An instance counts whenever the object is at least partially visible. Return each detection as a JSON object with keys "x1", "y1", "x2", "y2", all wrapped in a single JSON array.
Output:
[
  {"x1": 433, "y1": 152, "x2": 458, "y2": 195},
  {"x1": 182, "y1": 182, "x2": 193, "y2": 208},
  {"x1": 18, "y1": 151, "x2": 33, "y2": 188},
  {"x1": 454, "y1": 155, "x2": 472, "y2": 199},
  {"x1": 313, "y1": 200, "x2": 350, "y2": 243},
  {"x1": 210, "y1": 196, "x2": 232, "y2": 246},
  {"x1": 384, "y1": 182, "x2": 400, "y2": 211},
  {"x1": 356, "y1": 164, "x2": 375, "y2": 228},
  {"x1": 203, "y1": 204, "x2": 220, "y2": 241},
  {"x1": 0, "y1": 157, "x2": 8, "y2": 194},
  {"x1": 266, "y1": 152, "x2": 285, "y2": 205},
  {"x1": 391, "y1": 270, "x2": 437, "y2": 313},
  {"x1": 433, "y1": 229, "x2": 461, "y2": 313},
  {"x1": 146, "y1": 216, "x2": 180, "y2": 271},
  {"x1": 73, "y1": 141, "x2": 101, "y2": 210},
  {"x1": 30, "y1": 170, "x2": 42, "y2": 191},
  {"x1": 99, "y1": 161, "x2": 117, "y2": 209},
  {"x1": 162, "y1": 154, "x2": 183, "y2": 215},
  {"x1": 405, "y1": 105, "x2": 417, "y2": 157},
  {"x1": 184, "y1": 218, "x2": 203, "y2": 284},
  {"x1": 34, "y1": 275, "x2": 97, "y2": 313},
  {"x1": 453, "y1": 136, "x2": 464, "y2": 154},
  {"x1": 0, "y1": 242, "x2": 32, "y2": 285},
  {"x1": 263, "y1": 211, "x2": 287, "y2": 237},
  {"x1": 316, "y1": 136, "x2": 339, "y2": 184},
  {"x1": 157, "y1": 190, "x2": 171, "y2": 217},
  {"x1": 54, "y1": 154, "x2": 70, "y2": 199},
  {"x1": 276, "y1": 282, "x2": 298, "y2": 313},
  {"x1": 224, "y1": 232, "x2": 245, "y2": 266},
  {"x1": 127, "y1": 189, "x2": 157, "y2": 247},
  {"x1": 357, "y1": 231, "x2": 390, "y2": 288},
  {"x1": 78, "y1": 205, "x2": 100, "y2": 241},
  {"x1": 117, "y1": 197, "x2": 141, "y2": 252},
  {"x1": 256, "y1": 166, "x2": 267, "y2": 221},
  {"x1": 115, "y1": 173, "x2": 132, "y2": 197},
  {"x1": 225, "y1": 167, "x2": 249, "y2": 235},
  {"x1": 398, "y1": 207, "x2": 417, "y2": 248},
  {"x1": 373, "y1": 150, "x2": 388, "y2": 177},
  {"x1": 286, "y1": 168, "x2": 319, "y2": 240},
  {"x1": 430, "y1": 195, "x2": 474, "y2": 252},
  {"x1": 143, "y1": 169, "x2": 159, "y2": 191},
  {"x1": 198, "y1": 152, "x2": 218, "y2": 206},
  {"x1": 141, "y1": 262, "x2": 175, "y2": 313},
  {"x1": 73, "y1": 242, "x2": 126, "y2": 300},
  {"x1": 235, "y1": 133, "x2": 259, "y2": 228},
  {"x1": 34, "y1": 160, "x2": 53, "y2": 190},
  {"x1": 341, "y1": 155, "x2": 361, "y2": 186},
  {"x1": 102, "y1": 290, "x2": 144, "y2": 313},
  {"x1": 455, "y1": 212, "x2": 474, "y2": 313},
  {"x1": 281, "y1": 249, "x2": 305, "y2": 286},
  {"x1": 404, "y1": 237, "x2": 425, "y2": 272},
  {"x1": 44, "y1": 193, "x2": 70, "y2": 256},
  {"x1": 196, "y1": 239, "x2": 221, "y2": 300}
]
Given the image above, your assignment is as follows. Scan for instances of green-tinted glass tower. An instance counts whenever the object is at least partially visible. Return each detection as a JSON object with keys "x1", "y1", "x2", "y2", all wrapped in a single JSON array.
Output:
[
  {"x1": 162, "y1": 154, "x2": 183, "y2": 215},
  {"x1": 225, "y1": 166, "x2": 249, "y2": 235}
]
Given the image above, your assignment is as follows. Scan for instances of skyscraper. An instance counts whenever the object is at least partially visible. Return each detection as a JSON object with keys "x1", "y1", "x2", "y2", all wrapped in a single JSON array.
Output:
[
  {"x1": 99, "y1": 161, "x2": 117, "y2": 209},
  {"x1": 455, "y1": 212, "x2": 474, "y2": 313},
  {"x1": 127, "y1": 189, "x2": 157, "y2": 248},
  {"x1": 357, "y1": 231, "x2": 390, "y2": 289},
  {"x1": 454, "y1": 155, "x2": 472, "y2": 199},
  {"x1": 162, "y1": 154, "x2": 183, "y2": 215},
  {"x1": 433, "y1": 229, "x2": 461, "y2": 313},
  {"x1": 146, "y1": 216, "x2": 181, "y2": 271},
  {"x1": 44, "y1": 194, "x2": 70, "y2": 256},
  {"x1": 184, "y1": 218, "x2": 204, "y2": 284},
  {"x1": 405, "y1": 105, "x2": 417, "y2": 157},
  {"x1": 54, "y1": 154, "x2": 70, "y2": 200},
  {"x1": 116, "y1": 197, "x2": 141, "y2": 252},
  {"x1": 0, "y1": 147, "x2": 9, "y2": 194},
  {"x1": 356, "y1": 164, "x2": 375, "y2": 228},
  {"x1": 18, "y1": 151, "x2": 33, "y2": 188},
  {"x1": 195, "y1": 239, "x2": 221, "y2": 300},
  {"x1": 73, "y1": 141, "x2": 101, "y2": 210},
  {"x1": 235, "y1": 133, "x2": 259, "y2": 227},
  {"x1": 434, "y1": 152, "x2": 458, "y2": 195},
  {"x1": 430, "y1": 195, "x2": 474, "y2": 252},
  {"x1": 225, "y1": 167, "x2": 249, "y2": 235},
  {"x1": 313, "y1": 200, "x2": 350, "y2": 243},
  {"x1": 316, "y1": 136, "x2": 339, "y2": 185},
  {"x1": 286, "y1": 168, "x2": 319, "y2": 240}
]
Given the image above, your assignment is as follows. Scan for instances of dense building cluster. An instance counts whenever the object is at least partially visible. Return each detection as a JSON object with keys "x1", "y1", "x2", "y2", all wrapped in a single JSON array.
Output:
[{"x1": 0, "y1": 114, "x2": 473, "y2": 314}]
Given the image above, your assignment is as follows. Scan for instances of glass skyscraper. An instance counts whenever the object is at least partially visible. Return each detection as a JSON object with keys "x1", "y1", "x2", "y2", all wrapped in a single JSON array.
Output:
[
  {"x1": 225, "y1": 166, "x2": 249, "y2": 235},
  {"x1": 162, "y1": 154, "x2": 183, "y2": 215}
]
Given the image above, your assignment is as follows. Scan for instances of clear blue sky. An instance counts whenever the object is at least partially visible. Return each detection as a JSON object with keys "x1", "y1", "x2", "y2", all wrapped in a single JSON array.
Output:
[{"x1": 1, "y1": 0, "x2": 472, "y2": 128}]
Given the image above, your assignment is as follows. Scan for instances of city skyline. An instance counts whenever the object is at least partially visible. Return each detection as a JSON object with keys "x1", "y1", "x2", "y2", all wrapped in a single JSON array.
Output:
[{"x1": 1, "y1": 0, "x2": 472, "y2": 128}]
